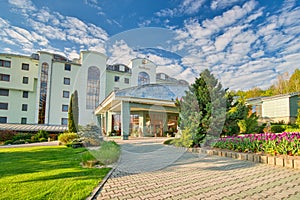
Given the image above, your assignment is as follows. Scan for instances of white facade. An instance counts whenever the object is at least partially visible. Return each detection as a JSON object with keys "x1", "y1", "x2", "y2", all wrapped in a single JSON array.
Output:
[
  {"x1": 0, "y1": 51, "x2": 188, "y2": 127},
  {"x1": 247, "y1": 93, "x2": 300, "y2": 124}
]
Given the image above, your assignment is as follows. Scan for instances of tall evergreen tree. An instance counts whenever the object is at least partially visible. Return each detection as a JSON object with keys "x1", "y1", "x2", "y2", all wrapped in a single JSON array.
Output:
[
  {"x1": 178, "y1": 69, "x2": 226, "y2": 146},
  {"x1": 68, "y1": 92, "x2": 77, "y2": 133},
  {"x1": 72, "y1": 90, "x2": 79, "y2": 129}
]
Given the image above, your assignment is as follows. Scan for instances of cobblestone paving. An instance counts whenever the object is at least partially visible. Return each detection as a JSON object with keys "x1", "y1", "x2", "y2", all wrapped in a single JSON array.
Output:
[{"x1": 97, "y1": 140, "x2": 300, "y2": 200}]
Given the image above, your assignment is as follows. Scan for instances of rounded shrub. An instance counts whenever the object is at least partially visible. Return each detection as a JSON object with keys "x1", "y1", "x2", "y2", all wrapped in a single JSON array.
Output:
[
  {"x1": 271, "y1": 125, "x2": 285, "y2": 133},
  {"x1": 58, "y1": 132, "x2": 78, "y2": 144}
]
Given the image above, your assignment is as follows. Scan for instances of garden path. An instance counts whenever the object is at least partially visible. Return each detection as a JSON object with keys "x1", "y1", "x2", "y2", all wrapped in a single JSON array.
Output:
[{"x1": 96, "y1": 138, "x2": 300, "y2": 199}]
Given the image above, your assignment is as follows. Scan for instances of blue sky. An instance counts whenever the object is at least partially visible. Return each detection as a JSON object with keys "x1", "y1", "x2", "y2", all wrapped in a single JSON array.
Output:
[{"x1": 0, "y1": 0, "x2": 300, "y2": 90}]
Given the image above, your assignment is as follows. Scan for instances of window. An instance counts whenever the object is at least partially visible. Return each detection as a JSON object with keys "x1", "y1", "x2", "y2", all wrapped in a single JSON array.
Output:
[
  {"x1": 63, "y1": 91, "x2": 69, "y2": 98},
  {"x1": 138, "y1": 71, "x2": 150, "y2": 85},
  {"x1": 23, "y1": 91, "x2": 28, "y2": 98},
  {"x1": 0, "y1": 74, "x2": 10, "y2": 82},
  {"x1": 65, "y1": 64, "x2": 71, "y2": 71},
  {"x1": 0, "y1": 60, "x2": 11, "y2": 68},
  {"x1": 21, "y1": 117, "x2": 27, "y2": 124},
  {"x1": 114, "y1": 76, "x2": 120, "y2": 82},
  {"x1": 22, "y1": 104, "x2": 28, "y2": 111},
  {"x1": 64, "y1": 77, "x2": 70, "y2": 85},
  {"x1": 0, "y1": 89, "x2": 9, "y2": 96},
  {"x1": 124, "y1": 78, "x2": 129, "y2": 84},
  {"x1": 22, "y1": 63, "x2": 29, "y2": 70},
  {"x1": 0, "y1": 117, "x2": 7, "y2": 123},
  {"x1": 62, "y1": 104, "x2": 68, "y2": 112},
  {"x1": 86, "y1": 66, "x2": 100, "y2": 109},
  {"x1": 119, "y1": 65, "x2": 125, "y2": 72},
  {"x1": 61, "y1": 118, "x2": 68, "y2": 125},
  {"x1": 38, "y1": 62, "x2": 49, "y2": 124},
  {"x1": 23, "y1": 77, "x2": 29, "y2": 84},
  {"x1": 0, "y1": 103, "x2": 8, "y2": 110}
]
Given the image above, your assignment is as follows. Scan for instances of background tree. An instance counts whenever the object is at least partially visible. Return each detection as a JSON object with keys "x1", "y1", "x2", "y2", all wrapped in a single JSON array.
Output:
[{"x1": 68, "y1": 92, "x2": 78, "y2": 133}]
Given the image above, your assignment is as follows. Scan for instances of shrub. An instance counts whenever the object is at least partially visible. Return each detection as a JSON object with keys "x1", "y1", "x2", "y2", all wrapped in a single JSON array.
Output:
[
  {"x1": 39, "y1": 138, "x2": 47, "y2": 142},
  {"x1": 171, "y1": 128, "x2": 193, "y2": 148},
  {"x1": 0, "y1": 130, "x2": 17, "y2": 142},
  {"x1": 13, "y1": 133, "x2": 33, "y2": 141},
  {"x1": 163, "y1": 139, "x2": 174, "y2": 145},
  {"x1": 88, "y1": 141, "x2": 121, "y2": 165},
  {"x1": 4, "y1": 140, "x2": 13, "y2": 145},
  {"x1": 12, "y1": 140, "x2": 26, "y2": 145},
  {"x1": 31, "y1": 130, "x2": 49, "y2": 142},
  {"x1": 271, "y1": 125, "x2": 285, "y2": 133},
  {"x1": 58, "y1": 132, "x2": 78, "y2": 144}
]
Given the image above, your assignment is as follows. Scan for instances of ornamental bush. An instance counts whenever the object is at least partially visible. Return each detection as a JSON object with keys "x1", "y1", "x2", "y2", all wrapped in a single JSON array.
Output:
[
  {"x1": 58, "y1": 132, "x2": 78, "y2": 144},
  {"x1": 270, "y1": 125, "x2": 285, "y2": 133}
]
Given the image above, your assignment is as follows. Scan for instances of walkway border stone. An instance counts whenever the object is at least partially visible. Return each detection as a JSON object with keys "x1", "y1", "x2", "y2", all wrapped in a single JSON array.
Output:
[
  {"x1": 188, "y1": 147, "x2": 300, "y2": 170},
  {"x1": 86, "y1": 161, "x2": 119, "y2": 200}
]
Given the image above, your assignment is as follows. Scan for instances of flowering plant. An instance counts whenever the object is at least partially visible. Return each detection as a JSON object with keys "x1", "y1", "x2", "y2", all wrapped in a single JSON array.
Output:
[{"x1": 212, "y1": 132, "x2": 300, "y2": 156}]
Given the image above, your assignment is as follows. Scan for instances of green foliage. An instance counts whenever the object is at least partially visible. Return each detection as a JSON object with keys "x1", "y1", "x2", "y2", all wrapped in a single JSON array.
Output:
[
  {"x1": 68, "y1": 91, "x2": 78, "y2": 133},
  {"x1": 32, "y1": 130, "x2": 49, "y2": 142},
  {"x1": 88, "y1": 141, "x2": 121, "y2": 165},
  {"x1": 177, "y1": 69, "x2": 226, "y2": 146},
  {"x1": 0, "y1": 146, "x2": 110, "y2": 200},
  {"x1": 12, "y1": 133, "x2": 33, "y2": 141},
  {"x1": 222, "y1": 96, "x2": 248, "y2": 136},
  {"x1": 72, "y1": 90, "x2": 79, "y2": 128},
  {"x1": 270, "y1": 125, "x2": 285, "y2": 133},
  {"x1": 236, "y1": 69, "x2": 300, "y2": 98},
  {"x1": 237, "y1": 113, "x2": 259, "y2": 134},
  {"x1": 163, "y1": 139, "x2": 174, "y2": 145},
  {"x1": 58, "y1": 132, "x2": 78, "y2": 144},
  {"x1": 171, "y1": 128, "x2": 194, "y2": 148},
  {"x1": 296, "y1": 109, "x2": 300, "y2": 127}
]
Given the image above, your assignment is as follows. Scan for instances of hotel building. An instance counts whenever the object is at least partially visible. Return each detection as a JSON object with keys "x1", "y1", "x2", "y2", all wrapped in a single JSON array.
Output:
[{"x1": 0, "y1": 51, "x2": 188, "y2": 137}]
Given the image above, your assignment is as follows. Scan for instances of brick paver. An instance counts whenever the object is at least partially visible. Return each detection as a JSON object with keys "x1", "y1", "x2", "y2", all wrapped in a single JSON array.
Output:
[{"x1": 96, "y1": 138, "x2": 300, "y2": 199}]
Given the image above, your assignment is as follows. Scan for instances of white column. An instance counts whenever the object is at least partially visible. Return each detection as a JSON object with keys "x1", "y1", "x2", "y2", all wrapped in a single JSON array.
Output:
[{"x1": 121, "y1": 101, "x2": 130, "y2": 140}]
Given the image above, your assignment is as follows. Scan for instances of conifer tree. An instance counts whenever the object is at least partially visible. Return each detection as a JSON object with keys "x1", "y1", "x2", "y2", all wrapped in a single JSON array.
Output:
[
  {"x1": 178, "y1": 69, "x2": 226, "y2": 146},
  {"x1": 72, "y1": 90, "x2": 79, "y2": 128},
  {"x1": 68, "y1": 92, "x2": 78, "y2": 133}
]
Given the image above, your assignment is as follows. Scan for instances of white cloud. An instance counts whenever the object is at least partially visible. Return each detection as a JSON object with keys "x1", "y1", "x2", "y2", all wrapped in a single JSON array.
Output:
[
  {"x1": 155, "y1": 0, "x2": 205, "y2": 17},
  {"x1": 211, "y1": 0, "x2": 243, "y2": 10},
  {"x1": 5, "y1": 0, "x2": 109, "y2": 56},
  {"x1": 214, "y1": 25, "x2": 245, "y2": 51},
  {"x1": 8, "y1": 0, "x2": 36, "y2": 11}
]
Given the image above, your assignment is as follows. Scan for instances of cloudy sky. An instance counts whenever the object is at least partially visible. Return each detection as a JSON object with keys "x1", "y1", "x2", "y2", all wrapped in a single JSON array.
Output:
[{"x1": 0, "y1": 0, "x2": 300, "y2": 90}]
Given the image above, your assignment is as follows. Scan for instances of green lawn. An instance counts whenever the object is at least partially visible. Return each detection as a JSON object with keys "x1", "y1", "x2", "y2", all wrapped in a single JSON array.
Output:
[{"x1": 0, "y1": 146, "x2": 111, "y2": 200}]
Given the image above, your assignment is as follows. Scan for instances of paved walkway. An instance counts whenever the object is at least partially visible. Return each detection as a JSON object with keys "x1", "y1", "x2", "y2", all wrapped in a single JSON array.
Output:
[{"x1": 97, "y1": 138, "x2": 300, "y2": 200}]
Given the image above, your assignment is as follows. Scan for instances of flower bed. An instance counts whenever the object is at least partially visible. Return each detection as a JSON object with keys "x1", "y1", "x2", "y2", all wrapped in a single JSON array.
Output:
[{"x1": 212, "y1": 132, "x2": 300, "y2": 156}]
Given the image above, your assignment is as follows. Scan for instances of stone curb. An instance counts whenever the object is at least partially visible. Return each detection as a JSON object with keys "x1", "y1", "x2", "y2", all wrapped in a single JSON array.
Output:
[
  {"x1": 86, "y1": 151, "x2": 123, "y2": 200},
  {"x1": 188, "y1": 147, "x2": 300, "y2": 170},
  {"x1": 86, "y1": 165, "x2": 117, "y2": 200}
]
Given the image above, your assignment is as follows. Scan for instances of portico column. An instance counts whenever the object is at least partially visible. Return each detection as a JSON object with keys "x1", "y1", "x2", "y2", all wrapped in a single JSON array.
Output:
[{"x1": 121, "y1": 101, "x2": 130, "y2": 140}]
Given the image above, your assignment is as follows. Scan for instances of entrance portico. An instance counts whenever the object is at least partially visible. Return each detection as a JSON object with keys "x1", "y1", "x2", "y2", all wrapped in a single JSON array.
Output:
[{"x1": 94, "y1": 84, "x2": 188, "y2": 140}]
